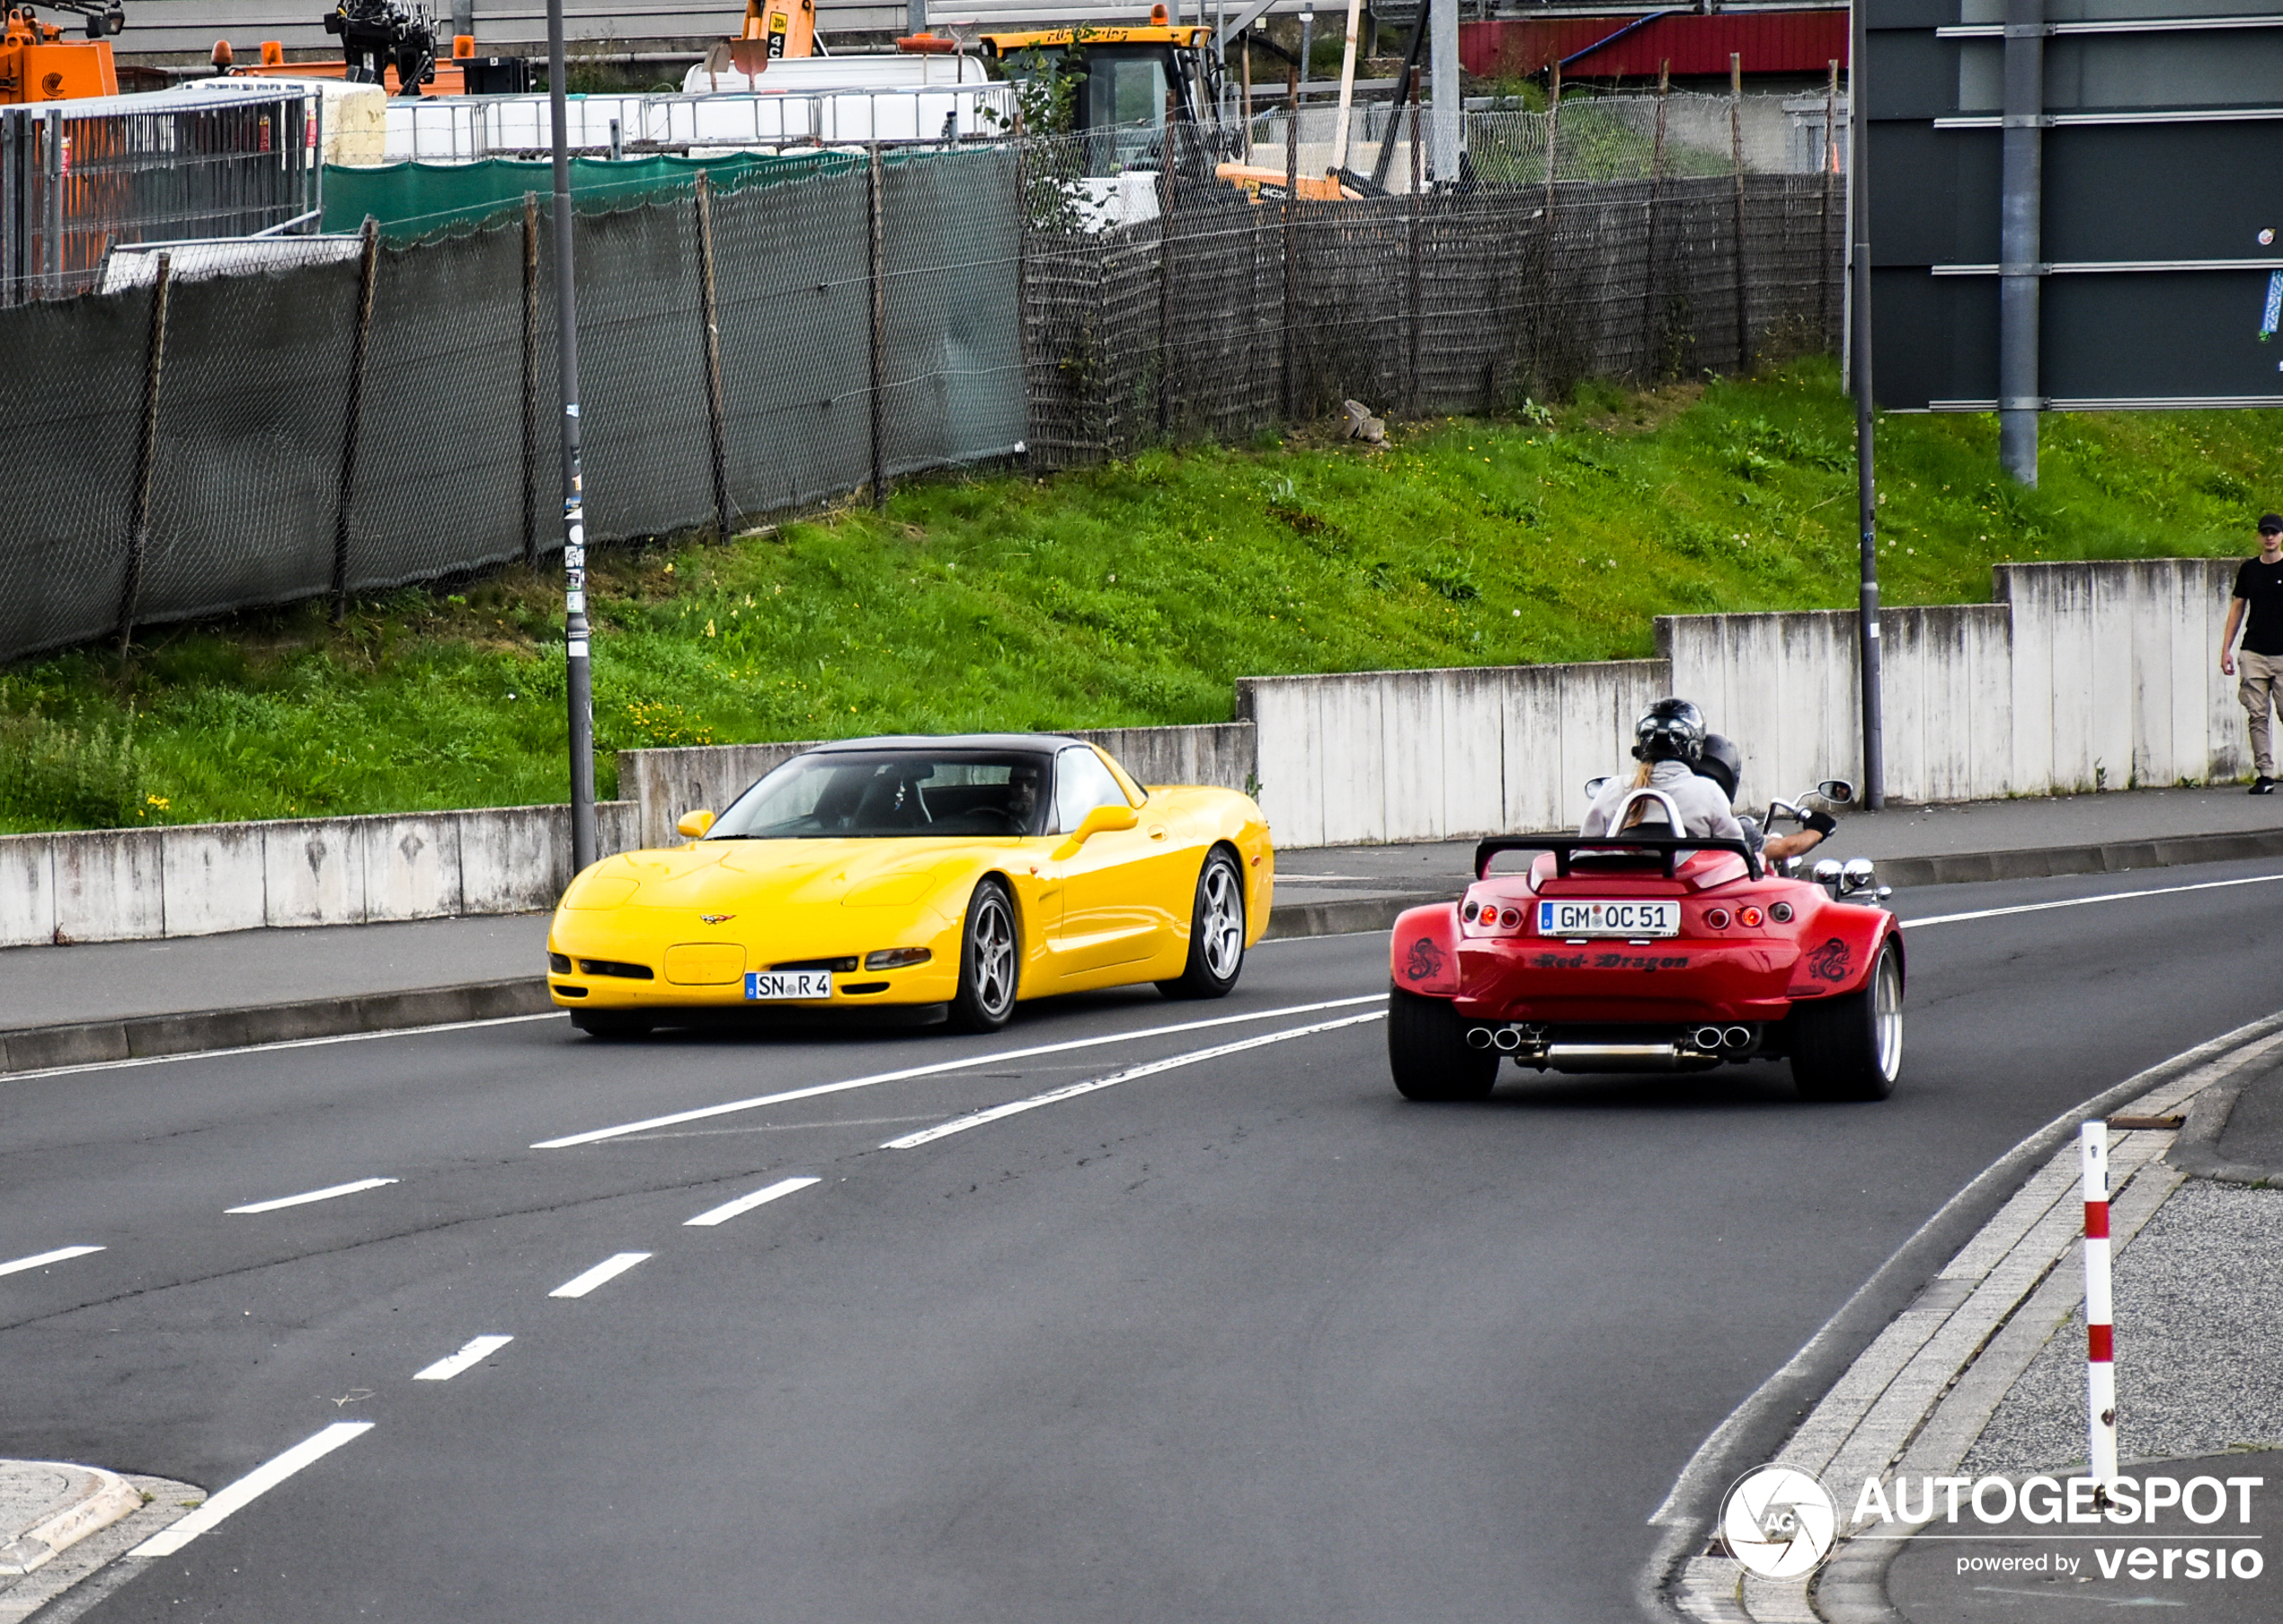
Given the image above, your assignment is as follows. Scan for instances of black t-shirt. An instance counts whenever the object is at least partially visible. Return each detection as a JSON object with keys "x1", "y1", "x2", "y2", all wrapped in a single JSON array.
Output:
[{"x1": 2238, "y1": 556, "x2": 2283, "y2": 656}]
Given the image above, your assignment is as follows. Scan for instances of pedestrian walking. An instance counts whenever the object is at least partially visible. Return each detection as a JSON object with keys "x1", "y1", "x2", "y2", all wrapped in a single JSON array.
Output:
[{"x1": 2222, "y1": 513, "x2": 2283, "y2": 794}]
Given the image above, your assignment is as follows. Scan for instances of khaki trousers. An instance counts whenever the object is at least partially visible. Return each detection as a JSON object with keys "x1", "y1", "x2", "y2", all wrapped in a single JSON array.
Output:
[{"x1": 2242, "y1": 649, "x2": 2283, "y2": 777}]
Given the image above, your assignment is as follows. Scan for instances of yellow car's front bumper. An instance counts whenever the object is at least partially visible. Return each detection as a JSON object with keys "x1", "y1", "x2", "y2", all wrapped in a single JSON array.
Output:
[{"x1": 546, "y1": 902, "x2": 966, "y2": 1012}]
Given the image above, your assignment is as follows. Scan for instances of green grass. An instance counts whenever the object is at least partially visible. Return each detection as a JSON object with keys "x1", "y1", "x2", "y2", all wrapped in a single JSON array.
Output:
[{"x1": 4, "y1": 356, "x2": 2277, "y2": 833}]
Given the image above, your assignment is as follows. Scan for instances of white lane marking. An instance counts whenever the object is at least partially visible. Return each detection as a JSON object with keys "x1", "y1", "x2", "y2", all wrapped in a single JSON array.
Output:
[
  {"x1": 548, "y1": 1252, "x2": 651, "y2": 1299},
  {"x1": 0, "y1": 1244, "x2": 103, "y2": 1279},
  {"x1": 686, "y1": 1176, "x2": 821, "y2": 1228},
  {"x1": 7, "y1": 1012, "x2": 564, "y2": 1083},
  {"x1": 1907, "y1": 869, "x2": 2283, "y2": 928},
  {"x1": 532, "y1": 994, "x2": 1388, "y2": 1149},
  {"x1": 413, "y1": 1335, "x2": 514, "y2": 1381},
  {"x1": 885, "y1": 1010, "x2": 1389, "y2": 1149},
  {"x1": 129, "y1": 1421, "x2": 372, "y2": 1558},
  {"x1": 616, "y1": 1114, "x2": 940, "y2": 1142},
  {"x1": 226, "y1": 1176, "x2": 399, "y2": 1215}
]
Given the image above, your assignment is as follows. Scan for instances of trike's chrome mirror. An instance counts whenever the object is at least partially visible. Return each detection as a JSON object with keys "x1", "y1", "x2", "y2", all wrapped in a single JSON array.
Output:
[
  {"x1": 1817, "y1": 778, "x2": 1856, "y2": 805},
  {"x1": 1584, "y1": 776, "x2": 1611, "y2": 801}
]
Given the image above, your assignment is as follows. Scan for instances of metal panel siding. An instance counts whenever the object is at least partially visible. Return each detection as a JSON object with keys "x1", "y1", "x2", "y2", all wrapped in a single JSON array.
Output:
[
  {"x1": 2041, "y1": 272, "x2": 2283, "y2": 404},
  {"x1": 2044, "y1": 125, "x2": 2283, "y2": 265},
  {"x1": 1461, "y1": 14, "x2": 1851, "y2": 81}
]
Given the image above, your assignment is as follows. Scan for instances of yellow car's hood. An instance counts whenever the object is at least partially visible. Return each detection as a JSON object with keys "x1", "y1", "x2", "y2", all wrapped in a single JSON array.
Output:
[{"x1": 564, "y1": 836, "x2": 1026, "y2": 914}]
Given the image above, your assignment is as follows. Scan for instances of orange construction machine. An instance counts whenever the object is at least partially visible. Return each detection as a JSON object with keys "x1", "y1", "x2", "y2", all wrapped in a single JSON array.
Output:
[{"x1": 2, "y1": 3, "x2": 123, "y2": 103}]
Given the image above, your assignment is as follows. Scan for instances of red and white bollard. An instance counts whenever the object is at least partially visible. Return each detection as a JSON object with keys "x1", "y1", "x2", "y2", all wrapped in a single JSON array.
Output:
[{"x1": 2082, "y1": 1120, "x2": 2118, "y2": 1487}]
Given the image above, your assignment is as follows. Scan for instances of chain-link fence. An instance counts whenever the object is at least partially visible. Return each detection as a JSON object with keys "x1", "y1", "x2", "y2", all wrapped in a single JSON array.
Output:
[
  {"x1": 1028, "y1": 99, "x2": 1845, "y2": 465},
  {"x1": 0, "y1": 96, "x2": 1843, "y2": 666}
]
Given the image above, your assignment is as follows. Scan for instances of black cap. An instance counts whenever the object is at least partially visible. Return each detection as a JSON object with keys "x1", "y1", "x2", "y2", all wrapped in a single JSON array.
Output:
[{"x1": 2261, "y1": 513, "x2": 2283, "y2": 534}]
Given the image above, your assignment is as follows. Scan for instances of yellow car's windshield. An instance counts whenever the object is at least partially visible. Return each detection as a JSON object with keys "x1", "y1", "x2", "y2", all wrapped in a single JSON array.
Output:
[{"x1": 706, "y1": 750, "x2": 1053, "y2": 839}]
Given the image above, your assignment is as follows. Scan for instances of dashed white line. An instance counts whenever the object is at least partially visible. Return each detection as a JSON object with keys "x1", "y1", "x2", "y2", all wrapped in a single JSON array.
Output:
[
  {"x1": 884, "y1": 1010, "x2": 1390, "y2": 1149},
  {"x1": 413, "y1": 1335, "x2": 514, "y2": 1381},
  {"x1": 531, "y1": 994, "x2": 1387, "y2": 1149},
  {"x1": 685, "y1": 1176, "x2": 820, "y2": 1228},
  {"x1": 1906, "y1": 869, "x2": 2283, "y2": 927},
  {"x1": 226, "y1": 1177, "x2": 399, "y2": 1215},
  {"x1": 548, "y1": 1252, "x2": 651, "y2": 1299},
  {"x1": 0, "y1": 1245, "x2": 103, "y2": 1279},
  {"x1": 129, "y1": 1421, "x2": 373, "y2": 1558}
]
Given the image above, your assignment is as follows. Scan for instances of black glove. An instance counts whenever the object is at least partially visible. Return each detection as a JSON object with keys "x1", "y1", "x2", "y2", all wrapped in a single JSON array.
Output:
[{"x1": 1800, "y1": 807, "x2": 1838, "y2": 837}]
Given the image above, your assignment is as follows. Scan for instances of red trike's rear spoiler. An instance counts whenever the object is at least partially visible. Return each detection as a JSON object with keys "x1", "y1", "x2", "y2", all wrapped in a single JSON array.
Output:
[{"x1": 1474, "y1": 836, "x2": 1762, "y2": 883}]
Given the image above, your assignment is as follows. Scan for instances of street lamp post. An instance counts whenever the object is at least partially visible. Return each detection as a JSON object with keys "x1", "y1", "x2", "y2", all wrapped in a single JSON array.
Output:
[
  {"x1": 547, "y1": 0, "x2": 598, "y2": 871},
  {"x1": 1849, "y1": 0, "x2": 1884, "y2": 810}
]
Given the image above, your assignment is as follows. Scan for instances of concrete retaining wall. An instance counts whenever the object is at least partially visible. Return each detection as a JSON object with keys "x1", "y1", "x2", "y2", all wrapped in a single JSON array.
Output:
[
  {"x1": 0, "y1": 802, "x2": 637, "y2": 947},
  {"x1": 618, "y1": 723, "x2": 1257, "y2": 848},
  {"x1": 1240, "y1": 559, "x2": 2249, "y2": 844}
]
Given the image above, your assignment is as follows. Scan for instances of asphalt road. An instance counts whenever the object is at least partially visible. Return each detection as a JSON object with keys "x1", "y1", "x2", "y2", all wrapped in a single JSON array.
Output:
[{"x1": 4, "y1": 856, "x2": 2281, "y2": 1623}]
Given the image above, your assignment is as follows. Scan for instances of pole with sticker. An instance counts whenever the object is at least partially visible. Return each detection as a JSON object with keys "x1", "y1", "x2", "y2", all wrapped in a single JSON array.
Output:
[{"x1": 547, "y1": 0, "x2": 597, "y2": 873}]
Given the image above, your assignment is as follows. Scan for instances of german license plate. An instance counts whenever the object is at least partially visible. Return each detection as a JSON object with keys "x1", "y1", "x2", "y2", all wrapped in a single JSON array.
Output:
[
  {"x1": 745, "y1": 970, "x2": 832, "y2": 1000},
  {"x1": 1536, "y1": 900, "x2": 1681, "y2": 938}
]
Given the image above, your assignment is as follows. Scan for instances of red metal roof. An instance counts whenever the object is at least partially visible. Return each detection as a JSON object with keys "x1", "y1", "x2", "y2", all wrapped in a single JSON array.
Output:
[{"x1": 1461, "y1": 13, "x2": 1849, "y2": 81}]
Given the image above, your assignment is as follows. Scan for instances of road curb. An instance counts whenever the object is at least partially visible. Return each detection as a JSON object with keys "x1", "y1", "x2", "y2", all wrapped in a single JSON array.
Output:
[
  {"x1": 1871, "y1": 826, "x2": 2283, "y2": 888},
  {"x1": 1649, "y1": 1011, "x2": 2283, "y2": 1624},
  {"x1": 0, "y1": 1462, "x2": 139, "y2": 1578},
  {"x1": 0, "y1": 979, "x2": 554, "y2": 1077}
]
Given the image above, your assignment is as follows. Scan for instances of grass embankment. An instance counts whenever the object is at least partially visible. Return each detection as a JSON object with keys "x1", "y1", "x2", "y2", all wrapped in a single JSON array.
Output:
[{"x1": 3, "y1": 357, "x2": 2273, "y2": 833}]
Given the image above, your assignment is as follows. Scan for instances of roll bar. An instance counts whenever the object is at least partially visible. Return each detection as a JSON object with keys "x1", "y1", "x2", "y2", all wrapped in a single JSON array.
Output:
[{"x1": 1474, "y1": 833, "x2": 1762, "y2": 883}]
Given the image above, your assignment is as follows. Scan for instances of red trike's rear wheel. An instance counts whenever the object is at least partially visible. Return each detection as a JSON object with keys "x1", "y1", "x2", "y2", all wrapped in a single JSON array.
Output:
[{"x1": 1387, "y1": 987, "x2": 1499, "y2": 1101}]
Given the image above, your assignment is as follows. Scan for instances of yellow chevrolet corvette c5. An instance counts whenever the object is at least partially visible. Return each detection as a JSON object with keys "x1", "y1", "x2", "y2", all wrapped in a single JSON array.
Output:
[{"x1": 547, "y1": 734, "x2": 1274, "y2": 1036}]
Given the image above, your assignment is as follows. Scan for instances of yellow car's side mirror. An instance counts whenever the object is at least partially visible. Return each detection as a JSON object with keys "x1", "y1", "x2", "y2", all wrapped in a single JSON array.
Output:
[
  {"x1": 676, "y1": 809, "x2": 715, "y2": 839},
  {"x1": 1053, "y1": 802, "x2": 1138, "y2": 859}
]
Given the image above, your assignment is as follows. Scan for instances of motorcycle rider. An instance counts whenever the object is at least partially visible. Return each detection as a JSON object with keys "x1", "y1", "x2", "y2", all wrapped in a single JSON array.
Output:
[
  {"x1": 1694, "y1": 733, "x2": 1836, "y2": 865},
  {"x1": 1580, "y1": 698, "x2": 1748, "y2": 842}
]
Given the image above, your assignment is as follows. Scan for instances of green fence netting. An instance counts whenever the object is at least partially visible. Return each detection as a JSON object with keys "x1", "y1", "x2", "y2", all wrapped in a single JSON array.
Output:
[{"x1": 321, "y1": 150, "x2": 861, "y2": 241}]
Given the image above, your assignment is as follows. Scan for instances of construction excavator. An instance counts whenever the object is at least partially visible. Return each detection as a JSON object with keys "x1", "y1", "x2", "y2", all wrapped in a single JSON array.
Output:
[{"x1": 2, "y1": 1, "x2": 123, "y2": 102}]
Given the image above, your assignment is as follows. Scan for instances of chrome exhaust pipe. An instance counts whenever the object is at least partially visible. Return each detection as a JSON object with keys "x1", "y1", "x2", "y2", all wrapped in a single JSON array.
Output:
[
  {"x1": 1545, "y1": 1042, "x2": 1718, "y2": 1072},
  {"x1": 1466, "y1": 1026, "x2": 1495, "y2": 1050},
  {"x1": 1493, "y1": 1027, "x2": 1523, "y2": 1052},
  {"x1": 1721, "y1": 1025, "x2": 1754, "y2": 1052},
  {"x1": 1691, "y1": 1025, "x2": 1726, "y2": 1052}
]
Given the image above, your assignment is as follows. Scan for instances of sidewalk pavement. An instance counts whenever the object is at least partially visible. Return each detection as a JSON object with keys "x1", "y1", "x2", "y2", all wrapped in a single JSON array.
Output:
[
  {"x1": 7, "y1": 783, "x2": 2283, "y2": 1075},
  {"x1": 1668, "y1": 1022, "x2": 2283, "y2": 1624}
]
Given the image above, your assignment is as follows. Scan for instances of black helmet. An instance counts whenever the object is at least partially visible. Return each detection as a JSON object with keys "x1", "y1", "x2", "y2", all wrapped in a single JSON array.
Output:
[
  {"x1": 1631, "y1": 697, "x2": 1707, "y2": 764},
  {"x1": 1695, "y1": 733, "x2": 1744, "y2": 801}
]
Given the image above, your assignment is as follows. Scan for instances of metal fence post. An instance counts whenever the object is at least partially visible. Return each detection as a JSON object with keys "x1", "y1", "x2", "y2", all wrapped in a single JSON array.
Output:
[
  {"x1": 332, "y1": 217, "x2": 381, "y2": 626},
  {"x1": 868, "y1": 143, "x2": 887, "y2": 510},
  {"x1": 522, "y1": 191, "x2": 539, "y2": 569},
  {"x1": 1158, "y1": 117, "x2": 1177, "y2": 439},
  {"x1": 1729, "y1": 51, "x2": 1749, "y2": 371},
  {"x1": 43, "y1": 107, "x2": 62, "y2": 297},
  {"x1": 1282, "y1": 69, "x2": 1298, "y2": 422},
  {"x1": 1819, "y1": 59, "x2": 1838, "y2": 349},
  {"x1": 1643, "y1": 58, "x2": 1668, "y2": 378},
  {"x1": 2, "y1": 114, "x2": 16, "y2": 306},
  {"x1": 117, "y1": 252, "x2": 172, "y2": 658},
  {"x1": 693, "y1": 170, "x2": 732, "y2": 538},
  {"x1": 1538, "y1": 62, "x2": 1559, "y2": 386},
  {"x1": 1408, "y1": 91, "x2": 1422, "y2": 414},
  {"x1": 1015, "y1": 127, "x2": 1034, "y2": 468}
]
